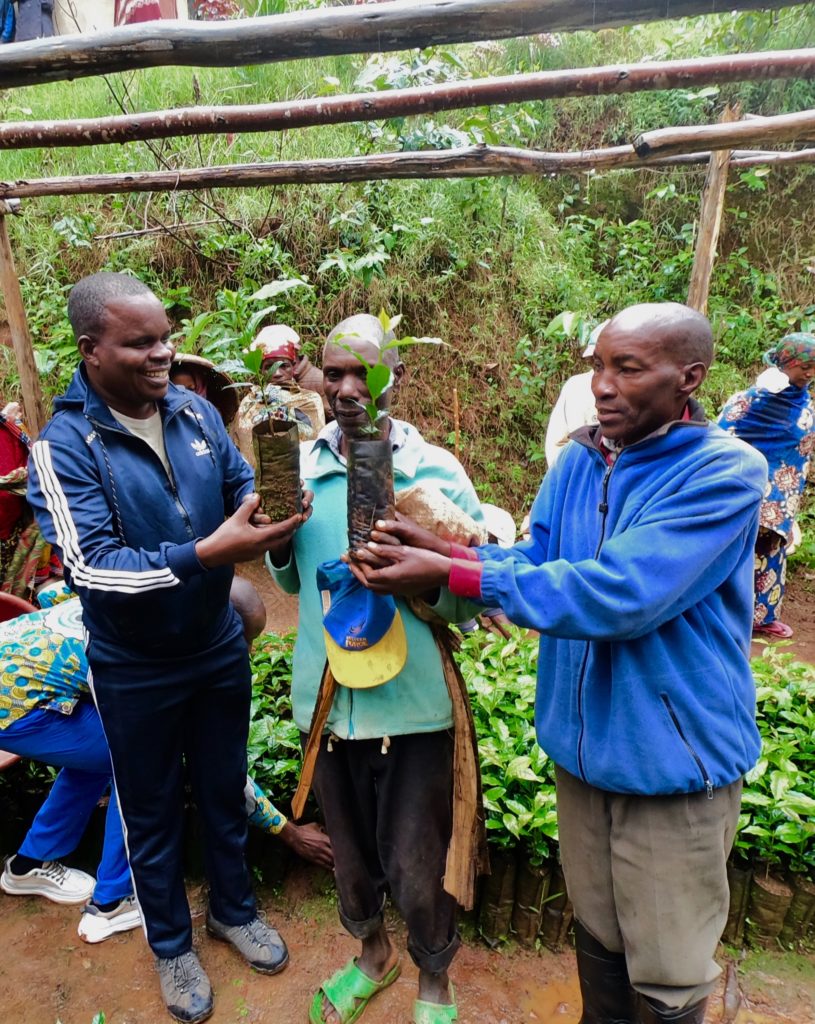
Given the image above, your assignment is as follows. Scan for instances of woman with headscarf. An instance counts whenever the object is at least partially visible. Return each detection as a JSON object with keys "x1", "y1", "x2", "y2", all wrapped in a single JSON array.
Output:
[
  {"x1": 718, "y1": 332, "x2": 815, "y2": 639},
  {"x1": 234, "y1": 325, "x2": 326, "y2": 456}
]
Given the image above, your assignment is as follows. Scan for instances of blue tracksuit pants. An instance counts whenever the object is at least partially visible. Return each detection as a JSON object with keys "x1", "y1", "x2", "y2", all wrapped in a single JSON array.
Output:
[
  {"x1": 1, "y1": 699, "x2": 132, "y2": 905},
  {"x1": 86, "y1": 616, "x2": 256, "y2": 959}
]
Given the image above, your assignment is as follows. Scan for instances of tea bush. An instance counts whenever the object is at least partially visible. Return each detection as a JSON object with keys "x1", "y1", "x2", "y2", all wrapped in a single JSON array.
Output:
[
  {"x1": 246, "y1": 631, "x2": 302, "y2": 803},
  {"x1": 738, "y1": 649, "x2": 815, "y2": 878}
]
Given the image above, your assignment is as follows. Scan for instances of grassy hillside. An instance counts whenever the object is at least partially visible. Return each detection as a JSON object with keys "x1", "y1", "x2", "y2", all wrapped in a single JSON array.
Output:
[{"x1": 1, "y1": 4, "x2": 815, "y2": 511}]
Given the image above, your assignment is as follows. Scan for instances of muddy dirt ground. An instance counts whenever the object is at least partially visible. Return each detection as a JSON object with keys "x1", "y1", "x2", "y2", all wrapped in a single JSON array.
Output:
[
  {"x1": 0, "y1": 861, "x2": 813, "y2": 1024},
  {"x1": 1, "y1": 566, "x2": 815, "y2": 1024}
]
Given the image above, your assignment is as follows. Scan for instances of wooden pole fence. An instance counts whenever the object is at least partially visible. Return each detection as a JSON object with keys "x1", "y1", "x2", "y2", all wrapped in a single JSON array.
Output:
[
  {"x1": 687, "y1": 105, "x2": 739, "y2": 315},
  {"x1": 636, "y1": 106, "x2": 815, "y2": 158},
  {"x1": 0, "y1": 204, "x2": 45, "y2": 435},
  {"x1": 0, "y1": 145, "x2": 662, "y2": 199},
  {"x1": 1, "y1": 49, "x2": 815, "y2": 151},
  {"x1": 731, "y1": 146, "x2": 815, "y2": 166},
  {"x1": 2, "y1": 135, "x2": 815, "y2": 202},
  {"x1": 0, "y1": 0, "x2": 808, "y2": 91}
]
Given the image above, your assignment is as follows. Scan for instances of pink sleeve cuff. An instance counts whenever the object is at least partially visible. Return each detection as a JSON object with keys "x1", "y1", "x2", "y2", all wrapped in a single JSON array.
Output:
[
  {"x1": 449, "y1": 542, "x2": 479, "y2": 562},
  {"x1": 448, "y1": 558, "x2": 484, "y2": 600}
]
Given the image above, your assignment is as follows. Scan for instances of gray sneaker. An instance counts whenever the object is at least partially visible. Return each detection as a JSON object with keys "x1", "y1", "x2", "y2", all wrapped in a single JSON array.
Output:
[
  {"x1": 155, "y1": 950, "x2": 213, "y2": 1024},
  {"x1": 206, "y1": 912, "x2": 289, "y2": 975}
]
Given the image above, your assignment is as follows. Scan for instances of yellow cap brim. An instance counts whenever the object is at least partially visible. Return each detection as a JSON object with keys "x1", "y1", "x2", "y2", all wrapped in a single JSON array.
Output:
[{"x1": 323, "y1": 610, "x2": 407, "y2": 689}]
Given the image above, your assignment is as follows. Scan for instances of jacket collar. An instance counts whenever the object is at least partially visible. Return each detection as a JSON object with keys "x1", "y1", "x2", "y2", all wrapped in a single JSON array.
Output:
[
  {"x1": 570, "y1": 398, "x2": 708, "y2": 460},
  {"x1": 303, "y1": 418, "x2": 425, "y2": 481},
  {"x1": 55, "y1": 364, "x2": 193, "y2": 430}
]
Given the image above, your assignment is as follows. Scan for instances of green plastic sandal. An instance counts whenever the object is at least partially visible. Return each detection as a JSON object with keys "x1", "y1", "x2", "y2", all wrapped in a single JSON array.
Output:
[
  {"x1": 413, "y1": 984, "x2": 458, "y2": 1024},
  {"x1": 413, "y1": 983, "x2": 458, "y2": 1024},
  {"x1": 308, "y1": 957, "x2": 401, "y2": 1024}
]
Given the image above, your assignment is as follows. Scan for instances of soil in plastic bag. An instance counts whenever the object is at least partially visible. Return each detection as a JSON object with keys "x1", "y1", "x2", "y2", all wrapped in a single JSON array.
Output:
[
  {"x1": 252, "y1": 419, "x2": 302, "y2": 523},
  {"x1": 540, "y1": 862, "x2": 573, "y2": 950},
  {"x1": 347, "y1": 438, "x2": 395, "y2": 550},
  {"x1": 723, "y1": 859, "x2": 752, "y2": 947},
  {"x1": 478, "y1": 848, "x2": 517, "y2": 947},
  {"x1": 779, "y1": 874, "x2": 815, "y2": 947},
  {"x1": 511, "y1": 856, "x2": 552, "y2": 947},
  {"x1": 746, "y1": 870, "x2": 793, "y2": 947}
]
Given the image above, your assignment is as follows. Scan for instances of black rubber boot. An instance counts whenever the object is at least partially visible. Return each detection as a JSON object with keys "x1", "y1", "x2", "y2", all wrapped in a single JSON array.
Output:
[
  {"x1": 637, "y1": 995, "x2": 708, "y2": 1023},
  {"x1": 574, "y1": 920, "x2": 637, "y2": 1024}
]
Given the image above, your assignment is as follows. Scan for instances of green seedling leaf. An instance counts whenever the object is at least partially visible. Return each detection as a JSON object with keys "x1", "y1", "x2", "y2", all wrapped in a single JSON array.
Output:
[
  {"x1": 382, "y1": 335, "x2": 444, "y2": 351},
  {"x1": 366, "y1": 362, "x2": 393, "y2": 403},
  {"x1": 251, "y1": 278, "x2": 312, "y2": 301},
  {"x1": 241, "y1": 348, "x2": 264, "y2": 375}
]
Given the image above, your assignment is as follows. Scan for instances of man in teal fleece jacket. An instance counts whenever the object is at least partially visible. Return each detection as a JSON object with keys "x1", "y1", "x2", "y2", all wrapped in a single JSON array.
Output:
[
  {"x1": 267, "y1": 314, "x2": 483, "y2": 1024},
  {"x1": 351, "y1": 303, "x2": 767, "y2": 1024}
]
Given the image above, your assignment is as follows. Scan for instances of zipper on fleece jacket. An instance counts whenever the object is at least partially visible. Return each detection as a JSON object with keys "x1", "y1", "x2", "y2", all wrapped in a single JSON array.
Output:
[
  {"x1": 575, "y1": 456, "x2": 615, "y2": 782},
  {"x1": 660, "y1": 693, "x2": 714, "y2": 799}
]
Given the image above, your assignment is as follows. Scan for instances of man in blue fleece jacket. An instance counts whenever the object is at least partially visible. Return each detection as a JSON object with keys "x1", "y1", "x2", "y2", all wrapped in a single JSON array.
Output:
[
  {"x1": 351, "y1": 303, "x2": 767, "y2": 1024},
  {"x1": 27, "y1": 273, "x2": 310, "y2": 1024}
]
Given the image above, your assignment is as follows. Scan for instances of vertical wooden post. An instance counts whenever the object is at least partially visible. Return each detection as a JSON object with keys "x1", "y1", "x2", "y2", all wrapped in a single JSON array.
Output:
[
  {"x1": 0, "y1": 203, "x2": 45, "y2": 437},
  {"x1": 687, "y1": 104, "x2": 740, "y2": 315}
]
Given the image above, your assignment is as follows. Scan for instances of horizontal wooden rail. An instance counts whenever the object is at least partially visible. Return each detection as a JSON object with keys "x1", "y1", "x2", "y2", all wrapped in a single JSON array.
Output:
[
  {"x1": 0, "y1": 0, "x2": 807, "y2": 91},
  {"x1": 2, "y1": 138, "x2": 814, "y2": 200},
  {"x1": 635, "y1": 106, "x2": 815, "y2": 157},
  {"x1": 1, "y1": 49, "x2": 814, "y2": 151}
]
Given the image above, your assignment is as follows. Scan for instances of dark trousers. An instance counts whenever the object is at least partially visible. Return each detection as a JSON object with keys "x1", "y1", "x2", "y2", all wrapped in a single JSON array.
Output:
[
  {"x1": 311, "y1": 729, "x2": 460, "y2": 974},
  {"x1": 87, "y1": 620, "x2": 256, "y2": 958}
]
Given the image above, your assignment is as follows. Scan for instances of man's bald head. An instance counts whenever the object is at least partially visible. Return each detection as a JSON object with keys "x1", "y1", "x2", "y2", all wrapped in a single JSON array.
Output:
[
  {"x1": 600, "y1": 303, "x2": 714, "y2": 369},
  {"x1": 591, "y1": 302, "x2": 712, "y2": 445},
  {"x1": 323, "y1": 314, "x2": 401, "y2": 370}
]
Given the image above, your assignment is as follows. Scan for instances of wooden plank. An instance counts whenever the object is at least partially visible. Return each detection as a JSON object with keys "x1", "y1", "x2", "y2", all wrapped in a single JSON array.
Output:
[
  {"x1": 0, "y1": 0, "x2": 807, "y2": 91},
  {"x1": 0, "y1": 213, "x2": 46, "y2": 436},
  {"x1": 687, "y1": 106, "x2": 739, "y2": 315},
  {"x1": 1, "y1": 48, "x2": 814, "y2": 151}
]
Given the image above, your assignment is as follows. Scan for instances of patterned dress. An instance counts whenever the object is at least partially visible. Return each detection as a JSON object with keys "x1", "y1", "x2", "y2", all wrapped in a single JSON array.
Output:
[{"x1": 718, "y1": 378, "x2": 815, "y2": 625}]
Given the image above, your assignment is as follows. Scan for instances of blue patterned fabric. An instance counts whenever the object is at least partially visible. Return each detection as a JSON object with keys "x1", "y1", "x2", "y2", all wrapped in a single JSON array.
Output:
[
  {"x1": 754, "y1": 529, "x2": 787, "y2": 627},
  {"x1": 718, "y1": 381, "x2": 815, "y2": 541}
]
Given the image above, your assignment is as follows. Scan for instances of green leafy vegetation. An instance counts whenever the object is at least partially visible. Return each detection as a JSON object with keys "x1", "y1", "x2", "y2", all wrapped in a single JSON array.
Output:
[
  {"x1": 739, "y1": 649, "x2": 815, "y2": 877},
  {"x1": 246, "y1": 632, "x2": 302, "y2": 803},
  {"x1": 2, "y1": 8, "x2": 814, "y2": 513},
  {"x1": 457, "y1": 627, "x2": 557, "y2": 865},
  {"x1": 245, "y1": 627, "x2": 815, "y2": 886}
]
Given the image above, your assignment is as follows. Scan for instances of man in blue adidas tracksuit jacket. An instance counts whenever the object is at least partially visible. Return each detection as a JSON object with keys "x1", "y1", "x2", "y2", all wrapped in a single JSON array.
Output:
[
  {"x1": 350, "y1": 303, "x2": 767, "y2": 1024},
  {"x1": 28, "y1": 272, "x2": 309, "y2": 1024}
]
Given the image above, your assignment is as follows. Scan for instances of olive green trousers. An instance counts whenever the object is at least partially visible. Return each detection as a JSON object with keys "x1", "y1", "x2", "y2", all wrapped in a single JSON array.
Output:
[{"x1": 555, "y1": 765, "x2": 742, "y2": 1010}]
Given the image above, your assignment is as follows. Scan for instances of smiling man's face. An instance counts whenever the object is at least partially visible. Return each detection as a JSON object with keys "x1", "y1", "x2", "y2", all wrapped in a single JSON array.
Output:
[{"x1": 80, "y1": 294, "x2": 175, "y2": 419}]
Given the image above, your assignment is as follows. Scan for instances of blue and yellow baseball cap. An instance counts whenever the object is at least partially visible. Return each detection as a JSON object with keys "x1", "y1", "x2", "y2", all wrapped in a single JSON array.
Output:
[{"x1": 316, "y1": 559, "x2": 407, "y2": 689}]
